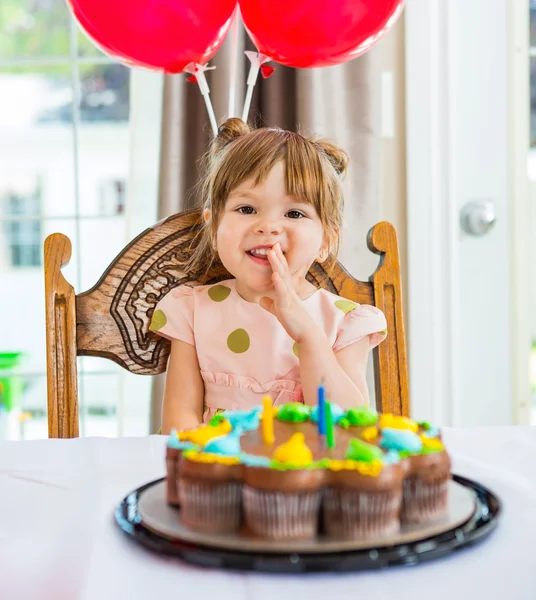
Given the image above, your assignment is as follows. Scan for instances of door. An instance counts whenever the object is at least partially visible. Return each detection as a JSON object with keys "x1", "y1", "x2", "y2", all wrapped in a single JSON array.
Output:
[{"x1": 405, "y1": 0, "x2": 531, "y2": 426}]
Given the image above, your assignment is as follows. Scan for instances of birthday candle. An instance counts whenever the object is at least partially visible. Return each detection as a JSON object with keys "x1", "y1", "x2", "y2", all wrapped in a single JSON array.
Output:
[
  {"x1": 262, "y1": 395, "x2": 275, "y2": 445},
  {"x1": 317, "y1": 382, "x2": 326, "y2": 435},
  {"x1": 326, "y1": 401, "x2": 335, "y2": 449}
]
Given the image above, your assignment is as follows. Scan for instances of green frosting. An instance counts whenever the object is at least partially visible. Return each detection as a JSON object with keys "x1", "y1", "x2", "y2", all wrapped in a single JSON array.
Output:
[
  {"x1": 276, "y1": 402, "x2": 311, "y2": 423},
  {"x1": 417, "y1": 421, "x2": 432, "y2": 430},
  {"x1": 345, "y1": 438, "x2": 383, "y2": 462},
  {"x1": 269, "y1": 459, "x2": 325, "y2": 471},
  {"x1": 345, "y1": 406, "x2": 379, "y2": 426},
  {"x1": 209, "y1": 414, "x2": 226, "y2": 426},
  {"x1": 420, "y1": 447, "x2": 443, "y2": 455}
]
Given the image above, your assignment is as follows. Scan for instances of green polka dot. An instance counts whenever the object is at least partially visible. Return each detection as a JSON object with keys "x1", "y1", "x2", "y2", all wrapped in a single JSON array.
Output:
[
  {"x1": 149, "y1": 309, "x2": 167, "y2": 331},
  {"x1": 208, "y1": 285, "x2": 231, "y2": 302},
  {"x1": 378, "y1": 328, "x2": 387, "y2": 336},
  {"x1": 335, "y1": 299, "x2": 357, "y2": 314},
  {"x1": 293, "y1": 342, "x2": 299, "y2": 358},
  {"x1": 227, "y1": 328, "x2": 250, "y2": 353}
]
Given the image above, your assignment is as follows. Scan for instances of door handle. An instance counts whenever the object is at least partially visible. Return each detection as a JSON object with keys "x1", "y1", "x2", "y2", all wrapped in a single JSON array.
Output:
[{"x1": 459, "y1": 201, "x2": 496, "y2": 237}]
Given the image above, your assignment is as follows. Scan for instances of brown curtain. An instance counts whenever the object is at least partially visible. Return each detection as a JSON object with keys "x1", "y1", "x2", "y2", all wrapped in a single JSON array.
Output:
[{"x1": 150, "y1": 29, "x2": 382, "y2": 433}]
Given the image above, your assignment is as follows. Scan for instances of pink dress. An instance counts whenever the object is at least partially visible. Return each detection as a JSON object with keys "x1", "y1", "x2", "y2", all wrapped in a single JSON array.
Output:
[{"x1": 151, "y1": 279, "x2": 387, "y2": 423}]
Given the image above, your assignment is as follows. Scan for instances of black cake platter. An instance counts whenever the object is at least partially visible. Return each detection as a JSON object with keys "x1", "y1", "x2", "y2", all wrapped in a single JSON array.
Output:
[{"x1": 114, "y1": 474, "x2": 501, "y2": 573}]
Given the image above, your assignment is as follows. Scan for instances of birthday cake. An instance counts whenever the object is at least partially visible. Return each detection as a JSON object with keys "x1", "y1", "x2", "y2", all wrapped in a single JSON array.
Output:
[{"x1": 165, "y1": 403, "x2": 451, "y2": 541}]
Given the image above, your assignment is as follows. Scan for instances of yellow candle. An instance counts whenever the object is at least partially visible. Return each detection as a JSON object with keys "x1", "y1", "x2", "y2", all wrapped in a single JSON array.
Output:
[{"x1": 262, "y1": 395, "x2": 275, "y2": 445}]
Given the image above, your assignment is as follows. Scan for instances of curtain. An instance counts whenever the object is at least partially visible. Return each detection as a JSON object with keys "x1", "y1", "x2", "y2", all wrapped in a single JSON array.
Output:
[{"x1": 150, "y1": 30, "x2": 382, "y2": 433}]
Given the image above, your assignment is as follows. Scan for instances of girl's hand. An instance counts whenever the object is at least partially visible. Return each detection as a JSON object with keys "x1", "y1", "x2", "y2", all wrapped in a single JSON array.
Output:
[{"x1": 259, "y1": 243, "x2": 320, "y2": 343}]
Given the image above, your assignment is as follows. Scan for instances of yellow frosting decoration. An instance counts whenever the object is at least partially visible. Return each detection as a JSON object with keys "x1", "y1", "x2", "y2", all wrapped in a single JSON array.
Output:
[
  {"x1": 272, "y1": 433, "x2": 313, "y2": 466},
  {"x1": 420, "y1": 435, "x2": 445, "y2": 451},
  {"x1": 178, "y1": 420, "x2": 232, "y2": 446},
  {"x1": 182, "y1": 450, "x2": 239, "y2": 465},
  {"x1": 326, "y1": 459, "x2": 383, "y2": 477},
  {"x1": 361, "y1": 426, "x2": 379, "y2": 441},
  {"x1": 379, "y1": 414, "x2": 418, "y2": 433}
]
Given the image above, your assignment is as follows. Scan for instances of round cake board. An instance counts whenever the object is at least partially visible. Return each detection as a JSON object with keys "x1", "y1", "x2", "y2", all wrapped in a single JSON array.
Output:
[{"x1": 137, "y1": 479, "x2": 475, "y2": 554}]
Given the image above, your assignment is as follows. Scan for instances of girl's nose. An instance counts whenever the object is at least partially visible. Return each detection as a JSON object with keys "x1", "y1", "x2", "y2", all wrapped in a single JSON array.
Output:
[{"x1": 255, "y1": 216, "x2": 282, "y2": 235}]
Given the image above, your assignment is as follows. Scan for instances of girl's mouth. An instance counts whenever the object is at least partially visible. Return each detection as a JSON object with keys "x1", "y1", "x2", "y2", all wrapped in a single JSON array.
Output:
[
  {"x1": 246, "y1": 245, "x2": 286, "y2": 266},
  {"x1": 246, "y1": 248, "x2": 271, "y2": 265}
]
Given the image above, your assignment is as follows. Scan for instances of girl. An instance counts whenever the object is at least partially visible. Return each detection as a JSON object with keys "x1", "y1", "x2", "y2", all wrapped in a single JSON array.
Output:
[{"x1": 151, "y1": 118, "x2": 387, "y2": 434}]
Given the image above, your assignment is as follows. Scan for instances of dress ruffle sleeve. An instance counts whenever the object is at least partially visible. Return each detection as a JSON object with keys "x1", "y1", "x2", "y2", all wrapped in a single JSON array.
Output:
[
  {"x1": 333, "y1": 304, "x2": 387, "y2": 353},
  {"x1": 149, "y1": 285, "x2": 195, "y2": 346}
]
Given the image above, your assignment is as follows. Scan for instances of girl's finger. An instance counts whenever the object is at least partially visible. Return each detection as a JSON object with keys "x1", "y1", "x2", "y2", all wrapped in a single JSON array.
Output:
[
  {"x1": 268, "y1": 246, "x2": 294, "y2": 295},
  {"x1": 272, "y1": 272, "x2": 290, "y2": 308},
  {"x1": 274, "y1": 244, "x2": 296, "y2": 292},
  {"x1": 267, "y1": 246, "x2": 284, "y2": 275},
  {"x1": 275, "y1": 243, "x2": 289, "y2": 270}
]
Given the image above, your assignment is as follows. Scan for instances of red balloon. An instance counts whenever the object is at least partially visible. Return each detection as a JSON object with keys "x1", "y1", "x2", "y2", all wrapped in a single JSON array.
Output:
[
  {"x1": 239, "y1": 0, "x2": 405, "y2": 68},
  {"x1": 68, "y1": 0, "x2": 238, "y2": 73}
]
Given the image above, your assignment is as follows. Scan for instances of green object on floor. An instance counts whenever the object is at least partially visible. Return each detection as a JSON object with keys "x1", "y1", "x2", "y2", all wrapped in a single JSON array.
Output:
[
  {"x1": 531, "y1": 343, "x2": 536, "y2": 393},
  {"x1": 0, "y1": 352, "x2": 25, "y2": 412}
]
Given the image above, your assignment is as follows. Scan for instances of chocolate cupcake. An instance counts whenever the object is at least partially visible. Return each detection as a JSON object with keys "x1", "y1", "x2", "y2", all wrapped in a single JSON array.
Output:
[
  {"x1": 165, "y1": 431, "x2": 198, "y2": 506},
  {"x1": 400, "y1": 448, "x2": 451, "y2": 524},
  {"x1": 379, "y1": 425, "x2": 451, "y2": 524},
  {"x1": 166, "y1": 422, "x2": 231, "y2": 507},
  {"x1": 178, "y1": 425, "x2": 245, "y2": 533},
  {"x1": 165, "y1": 443, "x2": 181, "y2": 506},
  {"x1": 323, "y1": 439, "x2": 404, "y2": 540},
  {"x1": 179, "y1": 452, "x2": 244, "y2": 533},
  {"x1": 242, "y1": 433, "x2": 325, "y2": 540}
]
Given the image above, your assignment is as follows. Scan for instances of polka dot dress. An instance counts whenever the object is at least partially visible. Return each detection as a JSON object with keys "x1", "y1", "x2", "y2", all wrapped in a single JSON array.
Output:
[{"x1": 150, "y1": 279, "x2": 387, "y2": 422}]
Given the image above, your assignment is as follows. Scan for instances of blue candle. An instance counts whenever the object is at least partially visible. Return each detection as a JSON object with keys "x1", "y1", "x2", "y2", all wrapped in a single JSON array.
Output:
[{"x1": 317, "y1": 382, "x2": 326, "y2": 435}]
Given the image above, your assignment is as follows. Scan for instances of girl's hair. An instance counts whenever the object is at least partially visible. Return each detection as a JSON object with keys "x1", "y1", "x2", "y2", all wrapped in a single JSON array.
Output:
[{"x1": 187, "y1": 118, "x2": 349, "y2": 275}]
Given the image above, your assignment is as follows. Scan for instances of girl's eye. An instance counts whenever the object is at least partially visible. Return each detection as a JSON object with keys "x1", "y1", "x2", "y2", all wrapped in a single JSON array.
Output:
[
  {"x1": 237, "y1": 206, "x2": 256, "y2": 215},
  {"x1": 286, "y1": 210, "x2": 305, "y2": 219}
]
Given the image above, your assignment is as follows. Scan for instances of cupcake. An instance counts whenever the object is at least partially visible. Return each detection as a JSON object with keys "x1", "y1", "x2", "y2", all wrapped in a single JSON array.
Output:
[
  {"x1": 165, "y1": 431, "x2": 197, "y2": 506},
  {"x1": 323, "y1": 438, "x2": 404, "y2": 540},
  {"x1": 380, "y1": 425, "x2": 451, "y2": 524},
  {"x1": 242, "y1": 433, "x2": 325, "y2": 540},
  {"x1": 166, "y1": 420, "x2": 232, "y2": 507},
  {"x1": 401, "y1": 440, "x2": 451, "y2": 524},
  {"x1": 178, "y1": 427, "x2": 244, "y2": 534}
]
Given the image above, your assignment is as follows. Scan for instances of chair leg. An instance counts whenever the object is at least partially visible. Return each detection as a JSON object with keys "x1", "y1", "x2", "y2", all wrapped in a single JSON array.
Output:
[{"x1": 44, "y1": 233, "x2": 79, "y2": 438}]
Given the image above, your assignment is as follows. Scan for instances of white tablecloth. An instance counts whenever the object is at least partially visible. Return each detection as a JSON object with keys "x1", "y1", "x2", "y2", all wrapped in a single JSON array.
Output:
[{"x1": 1, "y1": 427, "x2": 535, "y2": 600}]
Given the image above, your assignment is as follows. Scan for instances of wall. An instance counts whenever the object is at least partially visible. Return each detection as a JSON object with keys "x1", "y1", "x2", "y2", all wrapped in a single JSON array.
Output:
[{"x1": 379, "y1": 14, "x2": 408, "y2": 327}]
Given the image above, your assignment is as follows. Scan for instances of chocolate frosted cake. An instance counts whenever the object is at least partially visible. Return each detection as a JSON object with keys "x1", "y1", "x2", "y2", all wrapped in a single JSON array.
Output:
[{"x1": 165, "y1": 404, "x2": 451, "y2": 541}]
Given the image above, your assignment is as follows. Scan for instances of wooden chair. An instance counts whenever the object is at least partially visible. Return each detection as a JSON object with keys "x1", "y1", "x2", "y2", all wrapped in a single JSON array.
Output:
[{"x1": 44, "y1": 208, "x2": 409, "y2": 439}]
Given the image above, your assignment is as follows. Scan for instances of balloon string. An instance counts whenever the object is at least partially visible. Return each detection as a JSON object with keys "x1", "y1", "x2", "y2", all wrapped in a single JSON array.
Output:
[
  {"x1": 228, "y1": 8, "x2": 240, "y2": 118},
  {"x1": 242, "y1": 52, "x2": 270, "y2": 122},
  {"x1": 202, "y1": 91, "x2": 219, "y2": 137},
  {"x1": 241, "y1": 59, "x2": 260, "y2": 121},
  {"x1": 185, "y1": 63, "x2": 218, "y2": 137},
  {"x1": 241, "y1": 79, "x2": 256, "y2": 122}
]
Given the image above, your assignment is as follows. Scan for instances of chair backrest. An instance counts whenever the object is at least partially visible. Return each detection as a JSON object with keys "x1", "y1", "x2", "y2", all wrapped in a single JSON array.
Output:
[{"x1": 44, "y1": 208, "x2": 409, "y2": 438}]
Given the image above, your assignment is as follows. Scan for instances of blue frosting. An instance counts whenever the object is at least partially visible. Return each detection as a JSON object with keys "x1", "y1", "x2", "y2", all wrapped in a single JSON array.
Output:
[
  {"x1": 381, "y1": 449, "x2": 401, "y2": 465},
  {"x1": 310, "y1": 403, "x2": 346, "y2": 424},
  {"x1": 380, "y1": 428, "x2": 423, "y2": 453},
  {"x1": 203, "y1": 427, "x2": 242, "y2": 456},
  {"x1": 167, "y1": 430, "x2": 197, "y2": 451},
  {"x1": 424, "y1": 426, "x2": 440, "y2": 438},
  {"x1": 239, "y1": 453, "x2": 272, "y2": 467},
  {"x1": 222, "y1": 407, "x2": 262, "y2": 431}
]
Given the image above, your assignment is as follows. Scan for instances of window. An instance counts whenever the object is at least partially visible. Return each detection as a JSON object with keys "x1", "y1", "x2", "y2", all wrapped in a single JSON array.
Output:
[
  {"x1": 530, "y1": 0, "x2": 536, "y2": 146},
  {"x1": 1, "y1": 180, "x2": 43, "y2": 267},
  {"x1": 0, "y1": 1, "x2": 161, "y2": 440}
]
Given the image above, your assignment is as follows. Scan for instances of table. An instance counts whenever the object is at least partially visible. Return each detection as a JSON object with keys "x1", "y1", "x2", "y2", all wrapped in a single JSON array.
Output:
[{"x1": 1, "y1": 427, "x2": 535, "y2": 600}]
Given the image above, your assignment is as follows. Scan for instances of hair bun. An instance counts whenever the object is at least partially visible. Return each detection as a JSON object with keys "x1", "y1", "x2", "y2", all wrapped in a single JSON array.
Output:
[
  {"x1": 212, "y1": 118, "x2": 251, "y2": 156},
  {"x1": 315, "y1": 139, "x2": 349, "y2": 177}
]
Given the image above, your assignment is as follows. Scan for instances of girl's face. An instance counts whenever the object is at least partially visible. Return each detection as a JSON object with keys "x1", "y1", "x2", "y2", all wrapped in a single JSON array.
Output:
[{"x1": 211, "y1": 161, "x2": 328, "y2": 302}]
